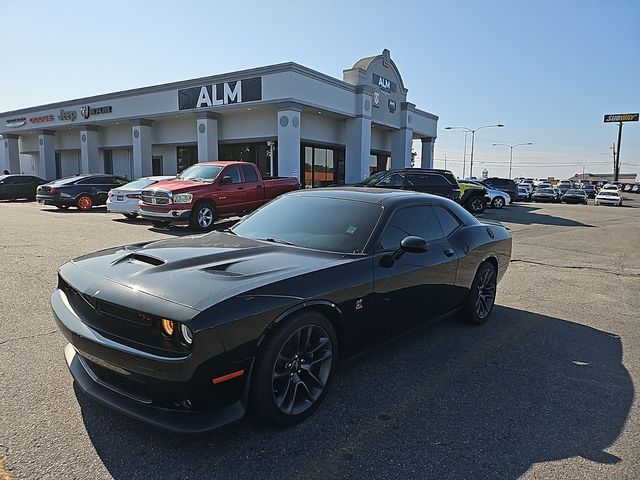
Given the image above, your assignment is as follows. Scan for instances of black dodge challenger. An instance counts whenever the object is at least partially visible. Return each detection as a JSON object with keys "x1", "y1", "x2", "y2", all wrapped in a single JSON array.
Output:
[{"x1": 52, "y1": 188, "x2": 512, "y2": 433}]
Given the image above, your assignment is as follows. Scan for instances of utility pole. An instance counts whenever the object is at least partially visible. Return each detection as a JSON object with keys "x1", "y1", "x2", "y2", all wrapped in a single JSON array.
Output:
[
  {"x1": 462, "y1": 132, "x2": 468, "y2": 178},
  {"x1": 615, "y1": 121, "x2": 623, "y2": 181}
]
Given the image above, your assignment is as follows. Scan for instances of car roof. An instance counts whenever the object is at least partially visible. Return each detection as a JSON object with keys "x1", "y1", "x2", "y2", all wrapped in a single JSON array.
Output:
[
  {"x1": 285, "y1": 186, "x2": 454, "y2": 207},
  {"x1": 188, "y1": 161, "x2": 247, "y2": 166}
]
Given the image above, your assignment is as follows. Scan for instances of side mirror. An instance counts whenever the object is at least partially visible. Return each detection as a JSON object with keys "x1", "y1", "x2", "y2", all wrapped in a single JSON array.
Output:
[
  {"x1": 220, "y1": 175, "x2": 233, "y2": 185},
  {"x1": 380, "y1": 236, "x2": 429, "y2": 268}
]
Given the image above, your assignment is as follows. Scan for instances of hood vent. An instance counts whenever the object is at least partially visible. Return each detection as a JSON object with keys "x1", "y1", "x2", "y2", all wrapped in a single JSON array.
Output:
[
  {"x1": 201, "y1": 265, "x2": 244, "y2": 277},
  {"x1": 127, "y1": 253, "x2": 166, "y2": 267}
]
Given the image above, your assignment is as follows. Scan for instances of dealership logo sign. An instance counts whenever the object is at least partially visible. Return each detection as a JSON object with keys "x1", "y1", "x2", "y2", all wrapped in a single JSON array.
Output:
[
  {"x1": 178, "y1": 77, "x2": 262, "y2": 110},
  {"x1": 58, "y1": 109, "x2": 77, "y2": 122},
  {"x1": 5, "y1": 117, "x2": 26, "y2": 128},
  {"x1": 372, "y1": 73, "x2": 397, "y2": 93},
  {"x1": 373, "y1": 91, "x2": 380, "y2": 106},
  {"x1": 29, "y1": 115, "x2": 54, "y2": 124},
  {"x1": 388, "y1": 99, "x2": 397, "y2": 113},
  {"x1": 80, "y1": 105, "x2": 113, "y2": 119}
]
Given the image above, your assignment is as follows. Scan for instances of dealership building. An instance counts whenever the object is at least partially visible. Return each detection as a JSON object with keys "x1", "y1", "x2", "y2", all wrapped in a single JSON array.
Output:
[{"x1": 0, "y1": 49, "x2": 437, "y2": 187}]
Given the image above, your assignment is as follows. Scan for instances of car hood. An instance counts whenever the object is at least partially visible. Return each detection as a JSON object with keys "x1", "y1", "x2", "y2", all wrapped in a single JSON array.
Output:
[
  {"x1": 61, "y1": 232, "x2": 347, "y2": 312},
  {"x1": 147, "y1": 179, "x2": 215, "y2": 194}
]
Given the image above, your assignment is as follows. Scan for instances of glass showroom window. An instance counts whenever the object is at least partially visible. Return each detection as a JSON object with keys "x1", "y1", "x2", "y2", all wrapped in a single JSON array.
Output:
[
  {"x1": 302, "y1": 145, "x2": 345, "y2": 188},
  {"x1": 219, "y1": 142, "x2": 277, "y2": 178}
]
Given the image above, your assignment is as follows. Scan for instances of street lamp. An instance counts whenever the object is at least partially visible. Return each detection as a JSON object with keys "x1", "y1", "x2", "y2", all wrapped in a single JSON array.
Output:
[
  {"x1": 492, "y1": 142, "x2": 533, "y2": 178},
  {"x1": 445, "y1": 124, "x2": 504, "y2": 178}
]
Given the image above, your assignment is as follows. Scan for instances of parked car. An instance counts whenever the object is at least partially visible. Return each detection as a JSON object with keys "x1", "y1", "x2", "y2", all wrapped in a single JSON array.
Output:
[
  {"x1": 595, "y1": 190, "x2": 623, "y2": 206},
  {"x1": 36, "y1": 174, "x2": 129, "y2": 210},
  {"x1": 357, "y1": 168, "x2": 461, "y2": 201},
  {"x1": 139, "y1": 162, "x2": 301, "y2": 231},
  {"x1": 480, "y1": 177, "x2": 518, "y2": 202},
  {"x1": 623, "y1": 184, "x2": 633, "y2": 192},
  {"x1": 631, "y1": 184, "x2": 640, "y2": 194},
  {"x1": 0, "y1": 174, "x2": 47, "y2": 200},
  {"x1": 486, "y1": 188, "x2": 510, "y2": 209},
  {"x1": 557, "y1": 183, "x2": 572, "y2": 196},
  {"x1": 538, "y1": 182, "x2": 553, "y2": 190},
  {"x1": 531, "y1": 188, "x2": 560, "y2": 203},
  {"x1": 457, "y1": 180, "x2": 488, "y2": 214},
  {"x1": 580, "y1": 184, "x2": 597, "y2": 198},
  {"x1": 516, "y1": 186, "x2": 530, "y2": 201},
  {"x1": 518, "y1": 182, "x2": 533, "y2": 197},
  {"x1": 107, "y1": 176, "x2": 175, "y2": 219},
  {"x1": 601, "y1": 184, "x2": 620, "y2": 192},
  {"x1": 561, "y1": 189, "x2": 588, "y2": 205},
  {"x1": 51, "y1": 187, "x2": 512, "y2": 432}
]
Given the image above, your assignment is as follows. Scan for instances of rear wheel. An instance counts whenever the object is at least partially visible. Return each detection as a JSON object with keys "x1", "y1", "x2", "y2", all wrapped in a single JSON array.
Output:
[
  {"x1": 463, "y1": 262, "x2": 497, "y2": 325},
  {"x1": 250, "y1": 311, "x2": 337, "y2": 426},
  {"x1": 76, "y1": 195, "x2": 93, "y2": 211},
  {"x1": 492, "y1": 197, "x2": 505, "y2": 209},
  {"x1": 189, "y1": 201, "x2": 216, "y2": 231},
  {"x1": 123, "y1": 213, "x2": 138, "y2": 219}
]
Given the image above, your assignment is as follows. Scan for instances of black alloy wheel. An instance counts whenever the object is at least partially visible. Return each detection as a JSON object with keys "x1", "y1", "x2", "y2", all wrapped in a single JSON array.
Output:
[
  {"x1": 463, "y1": 262, "x2": 497, "y2": 325},
  {"x1": 251, "y1": 311, "x2": 337, "y2": 426},
  {"x1": 468, "y1": 196, "x2": 487, "y2": 214},
  {"x1": 492, "y1": 196, "x2": 505, "y2": 209},
  {"x1": 190, "y1": 201, "x2": 216, "y2": 231}
]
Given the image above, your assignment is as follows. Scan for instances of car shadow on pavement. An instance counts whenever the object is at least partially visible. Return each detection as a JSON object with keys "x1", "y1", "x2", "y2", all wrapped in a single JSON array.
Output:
[
  {"x1": 76, "y1": 306, "x2": 632, "y2": 480},
  {"x1": 40, "y1": 206, "x2": 109, "y2": 214},
  {"x1": 480, "y1": 204, "x2": 595, "y2": 227},
  {"x1": 144, "y1": 218, "x2": 240, "y2": 236}
]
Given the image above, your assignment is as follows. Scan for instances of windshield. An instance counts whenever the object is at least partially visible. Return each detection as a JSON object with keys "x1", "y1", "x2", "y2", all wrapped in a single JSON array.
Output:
[
  {"x1": 177, "y1": 164, "x2": 223, "y2": 182},
  {"x1": 231, "y1": 194, "x2": 383, "y2": 253},
  {"x1": 538, "y1": 188, "x2": 555, "y2": 194},
  {"x1": 359, "y1": 171, "x2": 389, "y2": 186},
  {"x1": 566, "y1": 190, "x2": 584, "y2": 194},
  {"x1": 120, "y1": 178, "x2": 160, "y2": 190},
  {"x1": 599, "y1": 191, "x2": 619, "y2": 197}
]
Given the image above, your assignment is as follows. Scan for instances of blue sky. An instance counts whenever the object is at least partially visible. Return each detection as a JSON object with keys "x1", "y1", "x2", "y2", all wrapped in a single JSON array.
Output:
[{"x1": 1, "y1": 0, "x2": 638, "y2": 179}]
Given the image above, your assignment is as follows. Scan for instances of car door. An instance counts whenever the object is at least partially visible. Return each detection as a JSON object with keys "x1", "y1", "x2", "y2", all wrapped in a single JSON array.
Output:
[
  {"x1": 372, "y1": 204, "x2": 460, "y2": 337},
  {"x1": 0, "y1": 176, "x2": 16, "y2": 199},
  {"x1": 240, "y1": 163, "x2": 264, "y2": 210},
  {"x1": 92, "y1": 177, "x2": 115, "y2": 205},
  {"x1": 423, "y1": 173, "x2": 455, "y2": 199},
  {"x1": 215, "y1": 165, "x2": 246, "y2": 214}
]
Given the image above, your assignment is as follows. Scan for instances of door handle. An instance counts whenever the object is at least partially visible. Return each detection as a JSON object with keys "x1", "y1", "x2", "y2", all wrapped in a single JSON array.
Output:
[{"x1": 443, "y1": 249, "x2": 455, "y2": 257}]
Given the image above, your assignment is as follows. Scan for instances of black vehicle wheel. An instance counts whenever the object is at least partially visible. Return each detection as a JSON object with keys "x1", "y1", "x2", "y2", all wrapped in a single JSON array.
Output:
[
  {"x1": 492, "y1": 197, "x2": 505, "y2": 209},
  {"x1": 123, "y1": 213, "x2": 138, "y2": 219},
  {"x1": 250, "y1": 311, "x2": 337, "y2": 426},
  {"x1": 76, "y1": 195, "x2": 93, "y2": 211},
  {"x1": 468, "y1": 196, "x2": 487, "y2": 214},
  {"x1": 151, "y1": 220, "x2": 170, "y2": 228},
  {"x1": 463, "y1": 262, "x2": 497, "y2": 325},
  {"x1": 189, "y1": 201, "x2": 216, "y2": 231}
]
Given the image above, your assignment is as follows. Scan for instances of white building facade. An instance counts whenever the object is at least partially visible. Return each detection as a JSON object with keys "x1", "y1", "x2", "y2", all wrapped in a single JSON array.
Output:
[{"x1": 0, "y1": 50, "x2": 437, "y2": 187}]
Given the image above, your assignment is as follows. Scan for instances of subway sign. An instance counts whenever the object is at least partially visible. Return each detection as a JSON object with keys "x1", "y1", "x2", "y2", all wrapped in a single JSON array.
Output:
[
  {"x1": 604, "y1": 113, "x2": 639, "y2": 123},
  {"x1": 178, "y1": 77, "x2": 262, "y2": 110}
]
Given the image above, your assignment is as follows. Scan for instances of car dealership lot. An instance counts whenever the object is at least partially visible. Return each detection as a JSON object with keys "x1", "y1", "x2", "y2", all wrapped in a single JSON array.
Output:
[{"x1": 1, "y1": 198, "x2": 639, "y2": 480}]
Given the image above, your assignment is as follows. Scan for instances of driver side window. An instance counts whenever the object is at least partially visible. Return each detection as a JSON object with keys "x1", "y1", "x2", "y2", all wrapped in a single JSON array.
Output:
[
  {"x1": 224, "y1": 166, "x2": 242, "y2": 184},
  {"x1": 377, "y1": 173, "x2": 405, "y2": 188},
  {"x1": 378, "y1": 205, "x2": 445, "y2": 251}
]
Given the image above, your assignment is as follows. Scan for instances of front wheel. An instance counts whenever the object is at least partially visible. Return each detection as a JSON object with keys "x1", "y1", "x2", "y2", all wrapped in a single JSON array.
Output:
[
  {"x1": 492, "y1": 197, "x2": 505, "y2": 209},
  {"x1": 189, "y1": 201, "x2": 216, "y2": 231},
  {"x1": 467, "y1": 196, "x2": 487, "y2": 214},
  {"x1": 462, "y1": 262, "x2": 497, "y2": 325},
  {"x1": 250, "y1": 311, "x2": 337, "y2": 426}
]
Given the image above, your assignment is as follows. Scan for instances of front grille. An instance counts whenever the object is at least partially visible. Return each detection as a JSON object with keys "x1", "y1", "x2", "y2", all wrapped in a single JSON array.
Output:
[
  {"x1": 141, "y1": 189, "x2": 171, "y2": 205},
  {"x1": 83, "y1": 358, "x2": 152, "y2": 403}
]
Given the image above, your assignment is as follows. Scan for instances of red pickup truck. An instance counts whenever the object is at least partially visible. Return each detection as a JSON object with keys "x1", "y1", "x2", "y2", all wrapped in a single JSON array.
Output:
[{"x1": 139, "y1": 161, "x2": 301, "y2": 231}]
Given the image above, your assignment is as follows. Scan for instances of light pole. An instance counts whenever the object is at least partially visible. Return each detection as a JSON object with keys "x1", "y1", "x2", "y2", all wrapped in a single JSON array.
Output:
[
  {"x1": 445, "y1": 124, "x2": 504, "y2": 178},
  {"x1": 492, "y1": 142, "x2": 533, "y2": 178}
]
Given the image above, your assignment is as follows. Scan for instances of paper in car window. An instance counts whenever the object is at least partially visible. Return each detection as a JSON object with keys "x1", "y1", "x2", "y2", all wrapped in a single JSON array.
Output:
[{"x1": 346, "y1": 226, "x2": 357, "y2": 235}]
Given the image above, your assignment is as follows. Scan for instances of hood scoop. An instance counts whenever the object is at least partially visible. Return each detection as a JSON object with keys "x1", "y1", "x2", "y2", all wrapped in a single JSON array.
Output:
[
  {"x1": 201, "y1": 263, "x2": 245, "y2": 277},
  {"x1": 113, "y1": 253, "x2": 166, "y2": 267}
]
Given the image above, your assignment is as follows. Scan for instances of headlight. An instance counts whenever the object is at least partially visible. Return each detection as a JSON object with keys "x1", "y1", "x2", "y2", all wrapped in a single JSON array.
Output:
[
  {"x1": 173, "y1": 193, "x2": 193, "y2": 204},
  {"x1": 181, "y1": 324, "x2": 193, "y2": 344},
  {"x1": 161, "y1": 318, "x2": 175, "y2": 336}
]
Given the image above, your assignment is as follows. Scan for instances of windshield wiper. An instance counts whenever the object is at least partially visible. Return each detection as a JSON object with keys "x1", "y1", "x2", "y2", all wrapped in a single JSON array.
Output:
[{"x1": 257, "y1": 237, "x2": 295, "y2": 246}]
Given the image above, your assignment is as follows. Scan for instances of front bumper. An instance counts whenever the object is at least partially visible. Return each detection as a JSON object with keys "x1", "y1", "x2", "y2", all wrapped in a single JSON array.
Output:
[
  {"x1": 595, "y1": 199, "x2": 621, "y2": 205},
  {"x1": 52, "y1": 288, "x2": 250, "y2": 433},
  {"x1": 139, "y1": 205, "x2": 192, "y2": 223}
]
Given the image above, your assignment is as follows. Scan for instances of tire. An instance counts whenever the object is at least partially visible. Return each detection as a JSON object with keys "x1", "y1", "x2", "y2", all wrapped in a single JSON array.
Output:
[
  {"x1": 151, "y1": 221, "x2": 170, "y2": 228},
  {"x1": 462, "y1": 262, "x2": 497, "y2": 325},
  {"x1": 76, "y1": 195, "x2": 93, "y2": 211},
  {"x1": 123, "y1": 213, "x2": 138, "y2": 219},
  {"x1": 492, "y1": 197, "x2": 505, "y2": 209},
  {"x1": 250, "y1": 311, "x2": 338, "y2": 426},
  {"x1": 467, "y1": 196, "x2": 487, "y2": 214},
  {"x1": 189, "y1": 201, "x2": 216, "y2": 231}
]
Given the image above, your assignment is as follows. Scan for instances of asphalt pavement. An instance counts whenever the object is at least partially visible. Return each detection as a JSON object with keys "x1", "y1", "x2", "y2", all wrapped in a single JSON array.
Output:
[{"x1": 1, "y1": 196, "x2": 639, "y2": 480}]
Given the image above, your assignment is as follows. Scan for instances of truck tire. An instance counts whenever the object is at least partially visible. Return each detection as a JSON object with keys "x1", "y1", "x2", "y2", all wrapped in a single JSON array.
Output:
[
  {"x1": 465, "y1": 194, "x2": 487, "y2": 214},
  {"x1": 190, "y1": 201, "x2": 216, "y2": 231}
]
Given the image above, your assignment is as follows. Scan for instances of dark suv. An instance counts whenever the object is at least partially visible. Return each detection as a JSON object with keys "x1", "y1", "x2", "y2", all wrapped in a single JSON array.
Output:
[
  {"x1": 36, "y1": 174, "x2": 129, "y2": 210},
  {"x1": 357, "y1": 169, "x2": 461, "y2": 202},
  {"x1": 481, "y1": 177, "x2": 518, "y2": 202}
]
